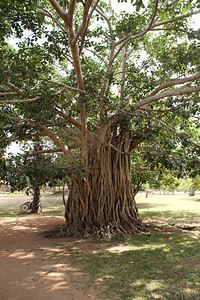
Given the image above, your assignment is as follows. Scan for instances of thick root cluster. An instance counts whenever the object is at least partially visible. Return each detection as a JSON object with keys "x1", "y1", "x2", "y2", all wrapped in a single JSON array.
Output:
[{"x1": 59, "y1": 216, "x2": 149, "y2": 239}]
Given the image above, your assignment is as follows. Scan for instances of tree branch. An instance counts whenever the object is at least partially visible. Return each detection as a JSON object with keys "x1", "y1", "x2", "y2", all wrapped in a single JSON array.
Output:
[
  {"x1": 26, "y1": 148, "x2": 62, "y2": 157},
  {"x1": 0, "y1": 92, "x2": 18, "y2": 96},
  {"x1": 154, "y1": 119, "x2": 200, "y2": 147},
  {"x1": 152, "y1": 10, "x2": 200, "y2": 29},
  {"x1": 49, "y1": 80, "x2": 86, "y2": 94},
  {"x1": 79, "y1": 0, "x2": 101, "y2": 54},
  {"x1": 38, "y1": 8, "x2": 66, "y2": 31},
  {"x1": 68, "y1": 0, "x2": 76, "y2": 29},
  {"x1": 149, "y1": 73, "x2": 200, "y2": 96},
  {"x1": 59, "y1": 125, "x2": 82, "y2": 139},
  {"x1": 73, "y1": 0, "x2": 94, "y2": 45},
  {"x1": 0, "y1": 97, "x2": 39, "y2": 104},
  {"x1": 26, "y1": 140, "x2": 81, "y2": 157},
  {"x1": 135, "y1": 86, "x2": 200, "y2": 110},
  {"x1": 111, "y1": 0, "x2": 159, "y2": 64},
  {"x1": 56, "y1": 108, "x2": 82, "y2": 129},
  {"x1": 95, "y1": 5, "x2": 113, "y2": 38},
  {"x1": 3, "y1": 81, "x2": 24, "y2": 95},
  {"x1": 36, "y1": 124, "x2": 76, "y2": 162},
  {"x1": 132, "y1": 169, "x2": 161, "y2": 174},
  {"x1": 49, "y1": 0, "x2": 68, "y2": 24}
]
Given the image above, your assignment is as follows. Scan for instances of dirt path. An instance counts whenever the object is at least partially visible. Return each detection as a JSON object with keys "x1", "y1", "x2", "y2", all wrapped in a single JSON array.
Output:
[{"x1": 0, "y1": 216, "x2": 99, "y2": 300}]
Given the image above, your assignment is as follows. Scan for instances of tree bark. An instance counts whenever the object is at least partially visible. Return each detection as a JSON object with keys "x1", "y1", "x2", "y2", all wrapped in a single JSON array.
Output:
[
  {"x1": 62, "y1": 129, "x2": 148, "y2": 237},
  {"x1": 31, "y1": 186, "x2": 41, "y2": 213},
  {"x1": 31, "y1": 137, "x2": 42, "y2": 213},
  {"x1": 189, "y1": 187, "x2": 195, "y2": 196}
]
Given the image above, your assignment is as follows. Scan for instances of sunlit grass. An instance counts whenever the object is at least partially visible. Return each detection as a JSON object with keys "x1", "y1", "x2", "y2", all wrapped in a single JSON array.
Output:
[
  {"x1": 55, "y1": 192, "x2": 200, "y2": 300},
  {"x1": 63, "y1": 231, "x2": 200, "y2": 300},
  {"x1": 136, "y1": 192, "x2": 200, "y2": 213}
]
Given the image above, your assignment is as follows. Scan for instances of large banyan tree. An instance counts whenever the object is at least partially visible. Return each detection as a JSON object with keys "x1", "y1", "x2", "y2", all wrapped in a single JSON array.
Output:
[{"x1": 0, "y1": 0, "x2": 200, "y2": 236}]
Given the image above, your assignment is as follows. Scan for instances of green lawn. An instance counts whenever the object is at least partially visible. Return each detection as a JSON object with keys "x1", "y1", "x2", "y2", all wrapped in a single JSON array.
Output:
[
  {"x1": 137, "y1": 192, "x2": 200, "y2": 221},
  {"x1": 0, "y1": 191, "x2": 200, "y2": 299}
]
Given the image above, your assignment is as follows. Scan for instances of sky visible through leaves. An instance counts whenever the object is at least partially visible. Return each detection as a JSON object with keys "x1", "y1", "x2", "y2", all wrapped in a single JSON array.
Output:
[{"x1": 5, "y1": 0, "x2": 200, "y2": 155}]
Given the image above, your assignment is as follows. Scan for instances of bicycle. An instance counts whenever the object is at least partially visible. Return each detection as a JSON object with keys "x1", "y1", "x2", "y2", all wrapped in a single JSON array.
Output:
[{"x1": 20, "y1": 201, "x2": 42, "y2": 213}]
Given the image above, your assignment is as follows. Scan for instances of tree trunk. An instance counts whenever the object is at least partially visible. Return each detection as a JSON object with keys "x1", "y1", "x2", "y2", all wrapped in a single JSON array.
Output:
[
  {"x1": 189, "y1": 187, "x2": 195, "y2": 196},
  {"x1": 31, "y1": 186, "x2": 41, "y2": 213},
  {"x1": 31, "y1": 136, "x2": 42, "y2": 213},
  {"x1": 62, "y1": 139, "x2": 148, "y2": 238}
]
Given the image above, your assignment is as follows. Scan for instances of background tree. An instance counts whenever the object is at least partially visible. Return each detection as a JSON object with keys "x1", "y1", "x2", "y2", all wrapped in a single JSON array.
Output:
[{"x1": 0, "y1": 0, "x2": 200, "y2": 237}]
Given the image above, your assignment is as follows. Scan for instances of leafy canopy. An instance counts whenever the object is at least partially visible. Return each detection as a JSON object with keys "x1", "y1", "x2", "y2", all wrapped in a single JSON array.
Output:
[{"x1": 0, "y1": 0, "x2": 200, "y2": 189}]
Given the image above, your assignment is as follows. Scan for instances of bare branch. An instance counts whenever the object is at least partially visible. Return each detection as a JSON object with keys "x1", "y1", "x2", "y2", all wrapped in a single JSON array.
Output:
[
  {"x1": 26, "y1": 148, "x2": 62, "y2": 157},
  {"x1": 135, "y1": 86, "x2": 200, "y2": 110},
  {"x1": 60, "y1": 125, "x2": 82, "y2": 139},
  {"x1": 79, "y1": 0, "x2": 101, "y2": 54},
  {"x1": 38, "y1": 8, "x2": 66, "y2": 31},
  {"x1": 57, "y1": 128, "x2": 80, "y2": 142},
  {"x1": 73, "y1": 0, "x2": 94, "y2": 45},
  {"x1": 150, "y1": 73, "x2": 200, "y2": 96},
  {"x1": 48, "y1": 163, "x2": 79, "y2": 169},
  {"x1": 95, "y1": 5, "x2": 113, "y2": 37},
  {"x1": 81, "y1": 47, "x2": 106, "y2": 63},
  {"x1": 146, "y1": 0, "x2": 159, "y2": 29},
  {"x1": 56, "y1": 108, "x2": 82, "y2": 130},
  {"x1": 150, "y1": 27, "x2": 194, "y2": 36},
  {"x1": 139, "y1": 108, "x2": 170, "y2": 113},
  {"x1": 26, "y1": 141, "x2": 81, "y2": 157},
  {"x1": 120, "y1": 47, "x2": 135, "y2": 102},
  {"x1": 120, "y1": 48, "x2": 127, "y2": 102},
  {"x1": 0, "y1": 92, "x2": 18, "y2": 96},
  {"x1": 0, "y1": 97, "x2": 39, "y2": 104},
  {"x1": 152, "y1": 10, "x2": 200, "y2": 29},
  {"x1": 66, "y1": 0, "x2": 88, "y2": 166},
  {"x1": 49, "y1": 80, "x2": 86, "y2": 94},
  {"x1": 68, "y1": 141, "x2": 81, "y2": 149},
  {"x1": 68, "y1": 0, "x2": 76, "y2": 28},
  {"x1": 3, "y1": 81, "x2": 24, "y2": 95},
  {"x1": 36, "y1": 123, "x2": 76, "y2": 162},
  {"x1": 49, "y1": 0, "x2": 68, "y2": 24}
]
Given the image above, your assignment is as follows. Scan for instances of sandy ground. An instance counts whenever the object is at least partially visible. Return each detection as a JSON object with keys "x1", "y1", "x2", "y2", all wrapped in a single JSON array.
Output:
[{"x1": 0, "y1": 216, "x2": 100, "y2": 300}]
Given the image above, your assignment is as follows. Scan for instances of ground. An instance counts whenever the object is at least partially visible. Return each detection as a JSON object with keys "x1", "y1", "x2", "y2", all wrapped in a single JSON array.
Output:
[
  {"x1": 0, "y1": 192, "x2": 200, "y2": 299},
  {"x1": 0, "y1": 216, "x2": 100, "y2": 300}
]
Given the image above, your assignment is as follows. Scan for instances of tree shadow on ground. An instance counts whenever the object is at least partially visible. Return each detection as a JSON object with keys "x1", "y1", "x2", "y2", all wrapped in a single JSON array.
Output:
[
  {"x1": 62, "y1": 231, "x2": 200, "y2": 300},
  {"x1": 0, "y1": 217, "x2": 98, "y2": 300}
]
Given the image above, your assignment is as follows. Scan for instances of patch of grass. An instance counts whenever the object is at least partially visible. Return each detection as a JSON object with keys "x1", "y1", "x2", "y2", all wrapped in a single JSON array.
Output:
[
  {"x1": 56, "y1": 192, "x2": 200, "y2": 300},
  {"x1": 63, "y1": 231, "x2": 200, "y2": 300},
  {"x1": 137, "y1": 192, "x2": 200, "y2": 228},
  {"x1": 43, "y1": 224, "x2": 64, "y2": 236},
  {"x1": 140, "y1": 210, "x2": 200, "y2": 220},
  {"x1": 0, "y1": 193, "x2": 65, "y2": 217}
]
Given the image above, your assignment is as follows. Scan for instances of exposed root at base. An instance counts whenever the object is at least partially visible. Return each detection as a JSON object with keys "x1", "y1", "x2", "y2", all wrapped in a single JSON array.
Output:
[{"x1": 57, "y1": 221, "x2": 150, "y2": 239}]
